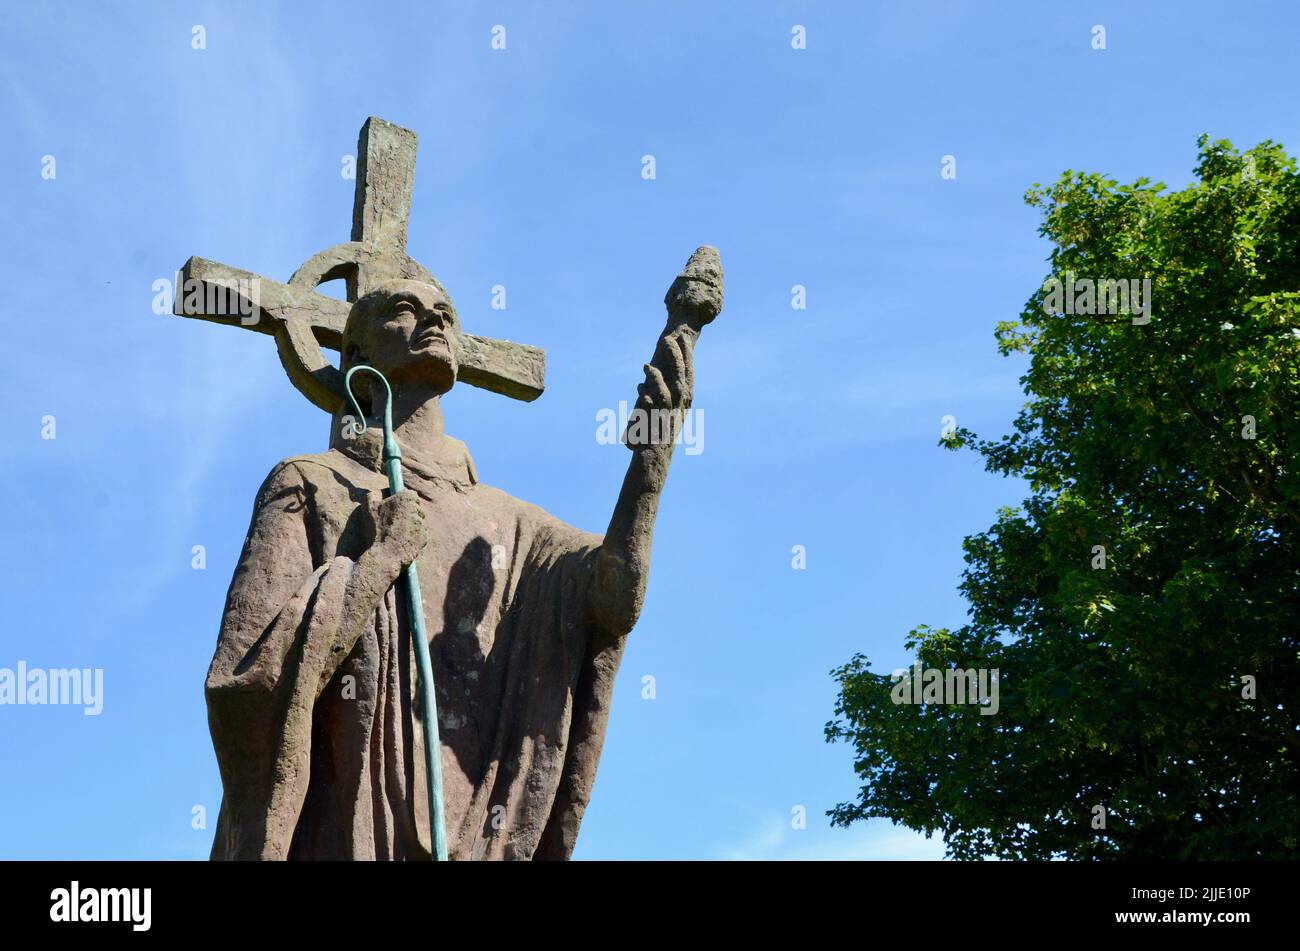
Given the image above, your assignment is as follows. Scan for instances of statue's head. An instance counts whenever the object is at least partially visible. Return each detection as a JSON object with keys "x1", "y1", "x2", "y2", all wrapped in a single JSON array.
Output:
[{"x1": 342, "y1": 278, "x2": 460, "y2": 397}]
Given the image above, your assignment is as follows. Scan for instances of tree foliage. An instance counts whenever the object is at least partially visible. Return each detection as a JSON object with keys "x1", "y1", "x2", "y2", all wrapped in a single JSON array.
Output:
[{"x1": 826, "y1": 137, "x2": 1300, "y2": 859}]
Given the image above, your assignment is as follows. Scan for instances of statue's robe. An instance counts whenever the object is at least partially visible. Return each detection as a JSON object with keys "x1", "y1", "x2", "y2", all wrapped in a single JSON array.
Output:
[{"x1": 204, "y1": 428, "x2": 625, "y2": 860}]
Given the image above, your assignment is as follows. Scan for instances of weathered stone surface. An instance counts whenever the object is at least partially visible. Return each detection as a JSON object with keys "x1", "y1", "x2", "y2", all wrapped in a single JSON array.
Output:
[
  {"x1": 178, "y1": 118, "x2": 723, "y2": 861},
  {"x1": 351, "y1": 117, "x2": 417, "y2": 258},
  {"x1": 206, "y1": 419, "x2": 610, "y2": 860}
]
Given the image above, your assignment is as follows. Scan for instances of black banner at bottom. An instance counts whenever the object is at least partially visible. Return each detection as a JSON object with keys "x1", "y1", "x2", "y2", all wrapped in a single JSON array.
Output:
[{"x1": 0, "y1": 860, "x2": 1286, "y2": 937}]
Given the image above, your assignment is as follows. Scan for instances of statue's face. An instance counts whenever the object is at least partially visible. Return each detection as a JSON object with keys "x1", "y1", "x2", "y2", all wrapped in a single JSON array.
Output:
[{"x1": 351, "y1": 279, "x2": 460, "y2": 394}]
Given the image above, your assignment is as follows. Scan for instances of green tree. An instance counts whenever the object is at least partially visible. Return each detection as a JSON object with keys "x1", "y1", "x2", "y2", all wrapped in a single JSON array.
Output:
[{"x1": 827, "y1": 137, "x2": 1300, "y2": 860}]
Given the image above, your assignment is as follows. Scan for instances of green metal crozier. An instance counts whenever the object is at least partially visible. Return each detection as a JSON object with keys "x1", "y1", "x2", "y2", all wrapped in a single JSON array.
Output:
[{"x1": 344, "y1": 364, "x2": 448, "y2": 861}]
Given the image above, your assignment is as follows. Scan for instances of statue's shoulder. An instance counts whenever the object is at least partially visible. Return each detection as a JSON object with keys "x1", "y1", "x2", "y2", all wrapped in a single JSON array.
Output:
[
  {"x1": 440, "y1": 435, "x2": 478, "y2": 484},
  {"x1": 261, "y1": 449, "x2": 386, "y2": 495},
  {"x1": 471, "y1": 480, "x2": 603, "y2": 553}
]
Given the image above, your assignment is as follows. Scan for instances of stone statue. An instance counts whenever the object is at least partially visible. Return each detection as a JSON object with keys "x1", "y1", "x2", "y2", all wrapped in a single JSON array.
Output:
[{"x1": 173, "y1": 118, "x2": 723, "y2": 859}]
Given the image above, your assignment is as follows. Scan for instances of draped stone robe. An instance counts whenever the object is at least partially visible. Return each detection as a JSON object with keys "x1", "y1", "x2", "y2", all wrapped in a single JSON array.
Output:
[{"x1": 204, "y1": 428, "x2": 625, "y2": 860}]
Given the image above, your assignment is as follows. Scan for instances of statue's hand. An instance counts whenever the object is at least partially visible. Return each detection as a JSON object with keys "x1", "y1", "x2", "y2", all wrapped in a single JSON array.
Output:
[
  {"x1": 626, "y1": 334, "x2": 694, "y2": 451},
  {"x1": 370, "y1": 489, "x2": 430, "y2": 567}
]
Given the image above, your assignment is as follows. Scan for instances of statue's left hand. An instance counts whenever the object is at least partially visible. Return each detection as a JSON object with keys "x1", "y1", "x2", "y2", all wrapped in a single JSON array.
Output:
[
  {"x1": 643, "y1": 332, "x2": 694, "y2": 408},
  {"x1": 627, "y1": 334, "x2": 694, "y2": 451}
]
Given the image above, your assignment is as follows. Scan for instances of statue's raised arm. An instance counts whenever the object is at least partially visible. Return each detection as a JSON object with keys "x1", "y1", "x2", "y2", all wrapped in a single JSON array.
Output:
[{"x1": 589, "y1": 247, "x2": 724, "y2": 637}]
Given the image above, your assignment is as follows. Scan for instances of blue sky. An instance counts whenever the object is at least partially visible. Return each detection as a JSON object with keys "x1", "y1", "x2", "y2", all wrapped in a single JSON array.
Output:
[{"x1": 2, "y1": 1, "x2": 1295, "y2": 860}]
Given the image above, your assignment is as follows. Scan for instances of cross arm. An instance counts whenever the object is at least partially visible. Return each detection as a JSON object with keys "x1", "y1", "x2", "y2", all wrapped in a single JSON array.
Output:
[
  {"x1": 174, "y1": 255, "x2": 349, "y2": 345},
  {"x1": 173, "y1": 256, "x2": 546, "y2": 407}
]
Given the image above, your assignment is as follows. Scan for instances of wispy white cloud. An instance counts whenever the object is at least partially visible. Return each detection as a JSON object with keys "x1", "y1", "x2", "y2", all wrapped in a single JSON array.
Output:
[{"x1": 717, "y1": 816, "x2": 947, "y2": 861}]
